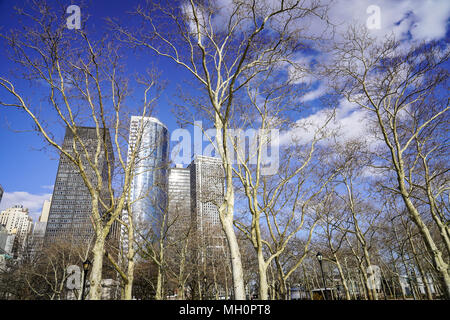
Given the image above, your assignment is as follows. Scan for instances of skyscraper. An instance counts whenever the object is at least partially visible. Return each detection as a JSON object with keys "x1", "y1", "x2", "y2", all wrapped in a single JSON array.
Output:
[
  {"x1": 167, "y1": 164, "x2": 191, "y2": 237},
  {"x1": 0, "y1": 205, "x2": 32, "y2": 243},
  {"x1": 188, "y1": 155, "x2": 227, "y2": 254},
  {"x1": 44, "y1": 126, "x2": 118, "y2": 246},
  {"x1": 127, "y1": 116, "x2": 169, "y2": 237},
  {"x1": 0, "y1": 205, "x2": 33, "y2": 257},
  {"x1": 39, "y1": 197, "x2": 51, "y2": 223},
  {"x1": 0, "y1": 224, "x2": 15, "y2": 255},
  {"x1": 28, "y1": 197, "x2": 52, "y2": 257}
]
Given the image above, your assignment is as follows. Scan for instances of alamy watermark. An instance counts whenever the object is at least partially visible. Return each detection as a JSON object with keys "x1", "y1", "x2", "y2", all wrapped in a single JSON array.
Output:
[
  {"x1": 366, "y1": 265, "x2": 382, "y2": 290},
  {"x1": 366, "y1": 5, "x2": 381, "y2": 30},
  {"x1": 170, "y1": 121, "x2": 280, "y2": 175},
  {"x1": 66, "y1": 5, "x2": 81, "y2": 30},
  {"x1": 66, "y1": 4, "x2": 381, "y2": 32},
  {"x1": 66, "y1": 265, "x2": 82, "y2": 290}
]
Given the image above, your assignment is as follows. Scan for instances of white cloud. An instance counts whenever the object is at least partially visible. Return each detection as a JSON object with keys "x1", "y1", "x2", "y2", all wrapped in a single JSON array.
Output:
[
  {"x1": 41, "y1": 185, "x2": 54, "y2": 191},
  {"x1": 288, "y1": 53, "x2": 331, "y2": 101},
  {"x1": 300, "y1": 83, "x2": 329, "y2": 102},
  {"x1": 327, "y1": 0, "x2": 450, "y2": 43},
  {"x1": 181, "y1": 1, "x2": 449, "y2": 103},
  {"x1": 200, "y1": 1, "x2": 450, "y2": 49},
  {"x1": 263, "y1": 0, "x2": 450, "y2": 46},
  {"x1": 409, "y1": 0, "x2": 450, "y2": 41},
  {"x1": 0, "y1": 191, "x2": 52, "y2": 222},
  {"x1": 181, "y1": 1, "x2": 208, "y2": 38},
  {"x1": 279, "y1": 98, "x2": 377, "y2": 147}
]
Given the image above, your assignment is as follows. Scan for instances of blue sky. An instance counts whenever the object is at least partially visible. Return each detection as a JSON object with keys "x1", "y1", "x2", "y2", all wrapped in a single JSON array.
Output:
[
  {"x1": 0, "y1": 0, "x2": 190, "y2": 219},
  {"x1": 0, "y1": 0, "x2": 449, "y2": 220}
]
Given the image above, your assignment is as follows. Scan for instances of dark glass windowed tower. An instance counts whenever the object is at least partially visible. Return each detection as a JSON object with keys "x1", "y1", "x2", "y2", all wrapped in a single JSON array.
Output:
[{"x1": 44, "y1": 126, "x2": 118, "y2": 246}]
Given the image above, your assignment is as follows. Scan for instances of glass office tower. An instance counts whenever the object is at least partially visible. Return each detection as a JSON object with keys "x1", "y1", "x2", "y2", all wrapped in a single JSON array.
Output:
[{"x1": 127, "y1": 116, "x2": 169, "y2": 238}]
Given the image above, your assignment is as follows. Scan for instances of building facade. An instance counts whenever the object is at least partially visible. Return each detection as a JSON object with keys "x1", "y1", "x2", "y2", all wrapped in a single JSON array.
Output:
[
  {"x1": 167, "y1": 164, "x2": 191, "y2": 237},
  {"x1": 39, "y1": 197, "x2": 51, "y2": 223},
  {"x1": 188, "y1": 155, "x2": 227, "y2": 255},
  {"x1": 0, "y1": 224, "x2": 15, "y2": 255},
  {"x1": 28, "y1": 197, "x2": 52, "y2": 257},
  {"x1": 0, "y1": 223, "x2": 15, "y2": 271},
  {"x1": 44, "y1": 126, "x2": 118, "y2": 246},
  {"x1": 126, "y1": 116, "x2": 169, "y2": 238},
  {"x1": 0, "y1": 205, "x2": 33, "y2": 257}
]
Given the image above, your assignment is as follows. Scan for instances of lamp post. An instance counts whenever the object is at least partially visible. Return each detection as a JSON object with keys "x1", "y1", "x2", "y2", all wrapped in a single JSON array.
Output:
[
  {"x1": 81, "y1": 259, "x2": 91, "y2": 300},
  {"x1": 316, "y1": 252, "x2": 327, "y2": 300}
]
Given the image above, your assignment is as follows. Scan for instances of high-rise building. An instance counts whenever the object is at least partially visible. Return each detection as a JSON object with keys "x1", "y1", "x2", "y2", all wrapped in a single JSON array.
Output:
[
  {"x1": 167, "y1": 164, "x2": 191, "y2": 237},
  {"x1": 0, "y1": 205, "x2": 33, "y2": 257},
  {"x1": 39, "y1": 197, "x2": 51, "y2": 223},
  {"x1": 0, "y1": 223, "x2": 15, "y2": 271},
  {"x1": 0, "y1": 205, "x2": 33, "y2": 243},
  {"x1": 44, "y1": 126, "x2": 118, "y2": 246},
  {"x1": 188, "y1": 155, "x2": 227, "y2": 254},
  {"x1": 28, "y1": 197, "x2": 52, "y2": 257},
  {"x1": 126, "y1": 116, "x2": 169, "y2": 237},
  {"x1": 0, "y1": 224, "x2": 15, "y2": 255},
  {"x1": 187, "y1": 155, "x2": 229, "y2": 299}
]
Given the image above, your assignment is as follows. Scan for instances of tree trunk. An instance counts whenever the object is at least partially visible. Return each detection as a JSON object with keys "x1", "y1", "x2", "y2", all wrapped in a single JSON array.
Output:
[
  {"x1": 302, "y1": 265, "x2": 312, "y2": 300},
  {"x1": 257, "y1": 250, "x2": 269, "y2": 300},
  {"x1": 401, "y1": 194, "x2": 450, "y2": 298},
  {"x1": 386, "y1": 121, "x2": 450, "y2": 298},
  {"x1": 155, "y1": 265, "x2": 163, "y2": 300},
  {"x1": 213, "y1": 263, "x2": 219, "y2": 300},
  {"x1": 89, "y1": 235, "x2": 105, "y2": 300},
  {"x1": 334, "y1": 257, "x2": 351, "y2": 300},
  {"x1": 123, "y1": 220, "x2": 136, "y2": 300},
  {"x1": 362, "y1": 249, "x2": 378, "y2": 300},
  {"x1": 409, "y1": 237, "x2": 433, "y2": 300},
  {"x1": 422, "y1": 156, "x2": 450, "y2": 257},
  {"x1": 274, "y1": 257, "x2": 289, "y2": 300},
  {"x1": 223, "y1": 263, "x2": 229, "y2": 300},
  {"x1": 358, "y1": 271, "x2": 368, "y2": 300},
  {"x1": 216, "y1": 116, "x2": 246, "y2": 300},
  {"x1": 379, "y1": 267, "x2": 392, "y2": 299},
  {"x1": 220, "y1": 213, "x2": 246, "y2": 299},
  {"x1": 177, "y1": 261, "x2": 186, "y2": 300},
  {"x1": 123, "y1": 259, "x2": 134, "y2": 300}
]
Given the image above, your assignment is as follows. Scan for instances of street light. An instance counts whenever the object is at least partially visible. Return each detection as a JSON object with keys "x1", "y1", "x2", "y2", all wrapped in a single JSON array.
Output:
[
  {"x1": 81, "y1": 259, "x2": 91, "y2": 300},
  {"x1": 316, "y1": 252, "x2": 327, "y2": 300},
  {"x1": 316, "y1": 252, "x2": 323, "y2": 262}
]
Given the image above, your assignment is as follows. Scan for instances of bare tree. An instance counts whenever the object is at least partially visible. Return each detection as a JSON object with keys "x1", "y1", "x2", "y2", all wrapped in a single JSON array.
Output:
[
  {"x1": 318, "y1": 191, "x2": 352, "y2": 300},
  {"x1": 327, "y1": 25, "x2": 450, "y2": 298},
  {"x1": 111, "y1": 0, "x2": 330, "y2": 299},
  {"x1": 0, "y1": 1, "x2": 162, "y2": 299}
]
